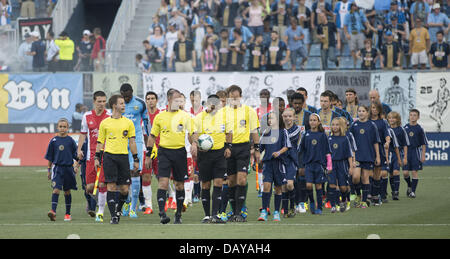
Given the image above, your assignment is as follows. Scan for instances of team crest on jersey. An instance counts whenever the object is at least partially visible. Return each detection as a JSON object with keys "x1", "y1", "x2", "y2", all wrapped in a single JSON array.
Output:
[
  {"x1": 271, "y1": 137, "x2": 277, "y2": 143},
  {"x1": 177, "y1": 124, "x2": 184, "y2": 132},
  {"x1": 333, "y1": 143, "x2": 338, "y2": 149},
  {"x1": 220, "y1": 124, "x2": 226, "y2": 133},
  {"x1": 240, "y1": 119, "x2": 246, "y2": 127},
  {"x1": 409, "y1": 132, "x2": 414, "y2": 137},
  {"x1": 134, "y1": 106, "x2": 139, "y2": 111},
  {"x1": 360, "y1": 129, "x2": 365, "y2": 134},
  {"x1": 58, "y1": 145, "x2": 64, "y2": 151},
  {"x1": 312, "y1": 139, "x2": 317, "y2": 145},
  {"x1": 123, "y1": 130, "x2": 128, "y2": 137}
]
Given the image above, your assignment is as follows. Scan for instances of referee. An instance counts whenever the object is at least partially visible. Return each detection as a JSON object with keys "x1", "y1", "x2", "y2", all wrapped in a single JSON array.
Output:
[
  {"x1": 95, "y1": 95, "x2": 139, "y2": 224},
  {"x1": 225, "y1": 85, "x2": 260, "y2": 222},
  {"x1": 145, "y1": 89, "x2": 198, "y2": 224}
]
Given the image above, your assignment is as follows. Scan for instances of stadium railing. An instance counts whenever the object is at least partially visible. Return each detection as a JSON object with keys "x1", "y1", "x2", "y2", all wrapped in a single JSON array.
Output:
[{"x1": 51, "y1": 0, "x2": 79, "y2": 38}]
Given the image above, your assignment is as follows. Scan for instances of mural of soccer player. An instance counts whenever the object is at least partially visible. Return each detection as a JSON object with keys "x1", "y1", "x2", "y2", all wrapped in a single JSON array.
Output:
[
  {"x1": 205, "y1": 76, "x2": 224, "y2": 96},
  {"x1": 243, "y1": 75, "x2": 260, "y2": 107},
  {"x1": 429, "y1": 77, "x2": 450, "y2": 132},
  {"x1": 158, "y1": 77, "x2": 171, "y2": 107},
  {"x1": 383, "y1": 75, "x2": 408, "y2": 121}
]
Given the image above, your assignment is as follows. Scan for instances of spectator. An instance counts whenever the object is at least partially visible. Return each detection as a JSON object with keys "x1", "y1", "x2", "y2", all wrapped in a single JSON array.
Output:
[
  {"x1": 334, "y1": 0, "x2": 351, "y2": 57},
  {"x1": 47, "y1": 0, "x2": 57, "y2": 17},
  {"x1": 157, "y1": 0, "x2": 170, "y2": 29},
  {"x1": 427, "y1": 3, "x2": 449, "y2": 44},
  {"x1": 1, "y1": 0, "x2": 12, "y2": 27},
  {"x1": 262, "y1": 18, "x2": 272, "y2": 46},
  {"x1": 194, "y1": 0, "x2": 220, "y2": 19},
  {"x1": 265, "y1": 30, "x2": 289, "y2": 71},
  {"x1": 428, "y1": 30, "x2": 450, "y2": 70},
  {"x1": 170, "y1": 30, "x2": 196, "y2": 72},
  {"x1": 169, "y1": 7, "x2": 188, "y2": 34},
  {"x1": 149, "y1": 15, "x2": 166, "y2": 36},
  {"x1": 410, "y1": 0, "x2": 430, "y2": 25},
  {"x1": 200, "y1": 34, "x2": 219, "y2": 72},
  {"x1": 178, "y1": 0, "x2": 193, "y2": 27},
  {"x1": 228, "y1": 28, "x2": 246, "y2": 70},
  {"x1": 204, "y1": 24, "x2": 218, "y2": 44},
  {"x1": 148, "y1": 25, "x2": 165, "y2": 49},
  {"x1": 55, "y1": 31, "x2": 75, "y2": 71},
  {"x1": 75, "y1": 30, "x2": 93, "y2": 72},
  {"x1": 380, "y1": 30, "x2": 402, "y2": 70},
  {"x1": 247, "y1": 34, "x2": 266, "y2": 71},
  {"x1": 285, "y1": 16, "x2": 307, "y2": 70},
  {"x1": 191, "y1": 5, "x2": 214, "y2": 68},
  {"x1": 46, "y1": 31, "x2": 59, "y2": 72},
  {"x1": 386, "y1": 1, "x2": 407, "y2": 26},
  {"x1": 356, "y1": 38, "x2": 379, "y2": 70},
  {"x1": 387, "y1": 15, "x2": 408, "y2": 68},
  {"x1": 215, "y1": 28, "x2": 231, "y2": 71},
  {"x1": 91, "y1": 27, "x2": 105, "y2": 72},
  {"x1": 17, "y1": 32, "x2": 33, "y2": 71},
  {"x1": 310, "y1": 0, "x2": 333, "y2": 40},
  {"x1": 136, "y1": 53, "x2": 151, "y2": 73},
  {"x1": 19, "y1": 0, "x2": 35, "y2": 18},
  {"x1": 230, "y1": 16, "x2": 254, "y2": 43},
  {"x1": 243, "y1": 0, "x2": 267, "y2": 36},
  {"x1": 72, "y1": 103, "x2": 85, "y2": 133},
  {"x1": 218, "y1": 0, "x2": 239, "y2": 29},
  {"x1": 270, "y1": 0, "x2": 290, "y2": 39},
  {"x1": 316, "y1": 12, "x2": 340, "y2": 70},
  {"x1": 29, "y1": 31, "x2": 46, "y2": 72},
  {"x1": 143, "y1": 40, "x2": 164, "y2": 72},
  {"x1": 409, "y1": 17, "x2": 430, "y2": 69},
  {"x1": 164, "y1": 22, "x2": 179, "y2": 72},
  {"x1": 294, "y1": 0, "x2": 312, "y2": 56}
]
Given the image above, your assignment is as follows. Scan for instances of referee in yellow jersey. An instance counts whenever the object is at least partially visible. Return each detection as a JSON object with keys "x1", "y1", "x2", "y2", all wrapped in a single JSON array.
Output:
[
  {"x1": 225, "y1": 85, "x2": 261, "y2": 222},
  {"x1": 95, "y1": 95, "x2": 139, "y2": 224},
  {"x1": 194, "y1": 95, "x2": 232, "y2": 224},
  {"x1": 145, "y1": 89, "x2": 198, "y2": 224}
]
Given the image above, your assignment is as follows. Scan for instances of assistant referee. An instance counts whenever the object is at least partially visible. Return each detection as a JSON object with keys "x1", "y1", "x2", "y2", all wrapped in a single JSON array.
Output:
[
  {"x1": 95, "y1": 94, "x2": 139, "y2": 224},
  {"x1": 145, "y1": 89, "x2": 198, "y2": 224}
]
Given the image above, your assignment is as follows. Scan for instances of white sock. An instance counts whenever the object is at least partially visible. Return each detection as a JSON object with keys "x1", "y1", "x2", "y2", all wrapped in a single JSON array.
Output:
[
  {"x1": 184, "y1": 181, "x2": 193, "y2": 203},
  {"x1": 142, "y1": 185, "x2": 152, "y2": 208},
  {"x1": 97, "y1": 191, "x2": 106, "y2": 215},
  {"x1": 258, "y1": 172, "x2": 263, "y2": 191},
  {"x1": 169, "y1": 181, "x2": 176, "y2": 199}
]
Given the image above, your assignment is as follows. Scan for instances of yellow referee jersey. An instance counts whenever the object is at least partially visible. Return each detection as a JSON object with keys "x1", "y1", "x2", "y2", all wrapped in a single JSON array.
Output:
[
  {"x1": 97, "y1": 116, "x2": 136, "y2": 155},
  {"x1": 194, "y1": 108, "x2": 231, "y2": 150},
  {"x1": 225, "y1": 104, "x2": 259, "y2": 144},
  {"x1": 151, "y1": 110, "x2": 194, "y2": 149}
]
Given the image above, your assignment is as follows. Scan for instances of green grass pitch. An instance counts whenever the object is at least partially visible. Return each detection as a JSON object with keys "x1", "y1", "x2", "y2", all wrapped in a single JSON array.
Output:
[{"x1": 0, "y1": 166, "x2": 450, "y2": 239}]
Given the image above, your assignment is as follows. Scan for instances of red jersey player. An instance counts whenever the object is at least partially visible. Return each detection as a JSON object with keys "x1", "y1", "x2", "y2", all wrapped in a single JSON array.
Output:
[{"x1": 77, "y1": 91, "x2": 111, "y2": 222}]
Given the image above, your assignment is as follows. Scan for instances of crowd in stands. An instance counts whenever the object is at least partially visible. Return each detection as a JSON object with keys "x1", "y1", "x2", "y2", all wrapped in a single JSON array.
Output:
[{"x1": 136, "y1": 0, "x2": 450, "y2": 72}]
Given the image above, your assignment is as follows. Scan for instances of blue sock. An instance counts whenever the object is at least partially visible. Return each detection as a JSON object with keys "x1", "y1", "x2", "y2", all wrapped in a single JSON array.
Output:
[
  {"x1": 316, "y1": 189, "x2": 323, "y2": 210},
  {"x1": 393, "y1": 175, "x2": 400, "y2": 192},
  {"x1": 131, "y1": 177, "x2": 140, "y2": 212},
  {"x1": 381, "y1": 178, "x2": 388, "y2": 198},
  {"x1": 362, "y1": 184, "x2": 370, "y2": 202},
  {"x1": 65, "y1": 194, "x2": 72, "y2": 215},
  {"x1": 307, "y1": 189, "x2": 314, "y2": 205},
  {"x1": 328, "y1": 189, "x2": 336, "y2": 207},
  {"x1": 389, "y1": 176, "x2": 395, "y2": 193},
  {"x1": 221, "y1": 184, "x2": 229, "y2": 213},
  {"x1": 411, "y1": 178, "x2": 418, "y2": 193},
  {"x1": 288, "y1": 190, "x2": 296, "y2": 209},
  {"x1": 274, "y1": 194, "x2": 282, "y2": 212},
  {"x1": 51, "y1": 193, "x2": 59, "y2": 212},
  {"x1": 404, "y1": 176, "x2": 411, "y2": 188},
  {"x1": 281, "y1": 192, "x2": 289, "y2": 212},
  {"x1": 372, "y1": 180, "x2": 380, "y2": 199},
  {"x1": 262, "y1": 192, "x2": 271, "y2": 211}
]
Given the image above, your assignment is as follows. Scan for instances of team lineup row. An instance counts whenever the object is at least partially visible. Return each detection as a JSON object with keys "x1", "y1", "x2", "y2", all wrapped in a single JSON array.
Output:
[{"x1": 44, "y1": 83, "x2": 427, "y2": 224}]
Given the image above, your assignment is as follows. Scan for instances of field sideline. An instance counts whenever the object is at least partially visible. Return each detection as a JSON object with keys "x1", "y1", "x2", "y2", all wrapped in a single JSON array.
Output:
[{"x1": 1, "y1": 166, "x2": 449, "y2": 239}]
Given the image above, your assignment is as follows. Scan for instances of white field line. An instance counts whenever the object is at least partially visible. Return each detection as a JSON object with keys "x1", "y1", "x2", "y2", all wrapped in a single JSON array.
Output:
[{"x1": 1, "y1": 223, "x2": 450, "y2": 227}]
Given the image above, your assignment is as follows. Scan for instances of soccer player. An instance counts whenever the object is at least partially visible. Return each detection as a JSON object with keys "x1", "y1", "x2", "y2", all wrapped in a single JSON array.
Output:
[
  {"x1": 403, "y1": 109, "x2": 428, "y2": 198},
  {"x1": 349, "y1": 105, "x2": 381, "y2": 208},
  {"x1": 141, "y1": 91, "x2": 161, "y2": 215},
  {"x1": 387, "y1": 111, "x2": 409, "y2": 201},
  {"x1": 296, "y1": 87, "x2": 318, "y2": 114},
  {"x1": 96, "y1": 95, "x2": 139, "y2": 224},
  {"x1": 328, "y1": 117, "x2": 354, "y2": 213},
  {"x1": 344, "y1": 88, "x2": 359, "y2": 121},
  {"x1": 145, "y1": 89, "x2": 198, "y2": 224},
  {"x1": 298, "y1": 113, "x2": 333, "y2": 215},
  {"x1": 195, "y1": 95, "x2": 232, "y2": 223},
  {"x1": 326, "y1": 90, "x2": 353, "y2": 124},
  {"x1": 120, "y1": 83, "x2": 148, "y2": 218},
  {"x1": 258, "y1": 112, "x2": 291, "y2": 222},
  {"x1": 317, "y1": 92, "x2": 340, "y2": 135},
  {"x1": 77, "y1": 91, "x2": 110, "y2": 222},
  {"x1": 225, "y1": 85, "x2": 260, "y2": 222},
  {"x1": 189, "y1": 90, "x2": 203, "y2": 204},
  {"x1": 46, "y1": 118, "x2": 79, "y2": 222},
  {"x1": 369, "y1": 89, "x2": 392, "y2": 117}
]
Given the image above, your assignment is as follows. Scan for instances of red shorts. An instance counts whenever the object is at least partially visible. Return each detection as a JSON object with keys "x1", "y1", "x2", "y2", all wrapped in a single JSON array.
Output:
[
  {"x1": 85, "y1": 159, "x2": 105, "y2": 185},
  {"x1": 141, "y1": 151, "x2": 158, "y2": 176}
]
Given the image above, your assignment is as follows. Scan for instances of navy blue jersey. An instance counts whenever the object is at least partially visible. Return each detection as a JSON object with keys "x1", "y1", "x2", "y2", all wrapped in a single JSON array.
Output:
[
  {"x1": 389, "y1": 126, "x2": 410, "y2": 153},
  {"x1": 328, "y1": 135, "x2": 353, "y2": 161},
  {"x1": 349, "y1": 120, "x2": 381, "y2": 162},
  {"x1": 286, "y1": 125, "x2": 302, "y2": 167},
  {"x1": 294, "y1": 109, "x2": 313, "y2": 131},
  {"x1": 403, "y1": 123, "x2": 428, "y2": 148},
  {"x1": 371, "y1": 119, "x2": 391, "y2": 144},
  {"x1": 305, "y1": 105, "x2": 318, "y2": 114},
  {"x1": 45, "y1": 136, "x2": 78, "y2": 166},
  {"x1": 299, "y1": 130, "x2": 332, "y2": 166},
  {"x1": 260, "y1": 128, "x2": 291, "y2": 163},
  {"x1": 333, "y1": 107, "x2": 353, "y2": 124},
  {"x1": 346, "y1": 131, "x2": 358, "y2": 152}
]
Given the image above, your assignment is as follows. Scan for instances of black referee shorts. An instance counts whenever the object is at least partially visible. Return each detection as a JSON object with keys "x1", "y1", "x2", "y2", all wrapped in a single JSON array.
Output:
[
  {"x1": 158, "y1": 147, "x2": 188, "y2": 182},
  {"x1": 198, "y1": 148, "x2": 227, "y2": 182},
  {"x1": 103, "y1": 152, "x2": 131, "y2": 185},
  {"x1": 227, "y1": 142, "x2": 251, "y2": 176}
]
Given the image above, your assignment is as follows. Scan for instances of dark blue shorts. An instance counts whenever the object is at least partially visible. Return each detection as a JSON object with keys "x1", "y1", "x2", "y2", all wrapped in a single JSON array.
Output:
[
  {"x1": 379, "y1": 151, "x2": 390, "y2": 171},
  {"x1": 285, "y1": 162, "x2": 297, "y2": 182},
  {"x1": 388, "y1": 152, "x2": 402, "y2": 173},
  {"x1": 262, "y1": 160, "x2": 287, "y2": 187},
  {"x1": 403, "y1": 148, "x2": 422, "y2": 171},
  {"x1": 356, "y1": 161, "x2": 374, "y2": 170},
  {"x1": 328, "y1": 160, "x2": 350, "y2": 186},
  {"x1": 305, "y1": 162, "x2": 327, "y2": 184},
  {"x1": 51, "y1": 165, "x2": 78, "y2": 191}
]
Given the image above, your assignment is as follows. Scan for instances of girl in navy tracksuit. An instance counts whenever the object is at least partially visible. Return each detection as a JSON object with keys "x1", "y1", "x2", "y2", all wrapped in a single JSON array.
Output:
[
  {"x1": 299, "y1": 113, "x2": 332, "y2": 215},
  {"x1": 258, "y1": 112, "x2": 291, "y2": 222}
]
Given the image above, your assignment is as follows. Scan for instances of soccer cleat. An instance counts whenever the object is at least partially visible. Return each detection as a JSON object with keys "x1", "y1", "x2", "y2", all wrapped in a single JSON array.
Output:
[
  {"x1": 325, "y1": 201, "x2": 332, "y2": 209},
  {"x1": 174, "y1": 213, "x2": 182, "y2": 224},
  {"x1": 305, "y1": 202, "x2": 309, "y2": 211},
  {"x1": 309, "y1": 202, "x2": 316, "y2": 215},
  {"x1": 159, "y1": 212, "x2": 170, "y2": 224},
  {"x1": 359, "y1": 202, "x2": 368, "y2": 209},
  {"x1": 339, "y1": 202, "x2": 346, "y2": 213},
  {"x1": 211, "y1": 214, "x2": 227, "y2": 224},
  {"x1": 350, "y1": 194, "x2": 356, "y2": 201},
  {"x1": 314, "y1": 209, "x2": 322, "y2": 215},
  {"x1": 382, "y1": 197, "x2": 389, "y2": 204},
  {"x1": 226, "y1": 211, "x2": 234, "y2": 220},
  {"x1": 219, "y1": 212, "x2": 228, "y2": 222},
  {"x1": 273, "y1": 211, "x2": 281, "y2": 221},
  {"x1": 48, "y1": 210, "x2": 56, "y2": 221},
  {"x1": 257, "y1": 209, "x2": 268, "y2": 221},
  {"x1": 406, "y1": 187, "x2": 412, "y2": 197},
  {"x1": 409, "y1": 192, "x2": 416, "y2": 198},
  {"x1": 234, "y1": 215, "x2": 247, "y2": 222},
  {"x1": 95, "y1": 213, "x2": 104, "y2": 222},
  {"x1": 122, "y1": 202, "x2": 130, "y2": 217},
  {"x1": 392, "y1": 191, "x2": 399, "y2": 201},
  {"x1": 144, "y1": 207, "x2": 153, "y2": 215},
  {"x1": 110, "y1": 216, "x2": 119, "y2": 224},
  {"x1": 87, "y1": 210, "x2": 96, "y2": 218},
  {"x1": 182, "y1": 202, "x2": 188, "y2": 212},
  {"x1": 240, "y1": 206, "x2": 248, "y2": 219},
  {"x1": 201, "y1": 216, "x2": 211, "y2": 223},
  {"x1": 287, "y1": 209, "x2": 296, "y2": 218},
  {"x1": 298, "y1": 202, "x2": 307, "y2": 213},
  {"x1": 129, "y1": 210, "x2": 138, "y2": 218},
  {"x1": 331, "y1": 206, "x2": 337, "y2": 213},
  {"x1": 193, "y1": 196, "x2": 200, "y2": 203},
  {"x1": 346, "y1": 201, "x2": 351, "y2": 211}
]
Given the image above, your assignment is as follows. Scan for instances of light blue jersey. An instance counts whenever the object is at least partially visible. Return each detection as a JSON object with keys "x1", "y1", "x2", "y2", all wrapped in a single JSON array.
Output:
[{"x1": 123, "y1": 96, "x2": 148, "y2": 170}]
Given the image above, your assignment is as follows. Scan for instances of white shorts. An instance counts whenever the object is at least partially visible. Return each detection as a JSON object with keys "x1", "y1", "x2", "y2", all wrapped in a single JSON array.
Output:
[{"x1": 411, "y1": 50, "x2": 428, "y2": 66}]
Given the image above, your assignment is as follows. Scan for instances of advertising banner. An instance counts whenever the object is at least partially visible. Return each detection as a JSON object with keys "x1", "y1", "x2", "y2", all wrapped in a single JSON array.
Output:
[
  {"x1": 17, "y1": 18, "x2": 53, "y2": 41},
  {"x1": 0, "y1": 73, "x2": 83, "y2": 124},
  {"x1": 325, "y1": 71, "x2": 371, "y2": 106},
  {"x1": 93, "y1": 73, "x2": 139, "y2": 99},
  {"x1": 424, "y1": 132, "x2": 450, "y2": 166}
]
